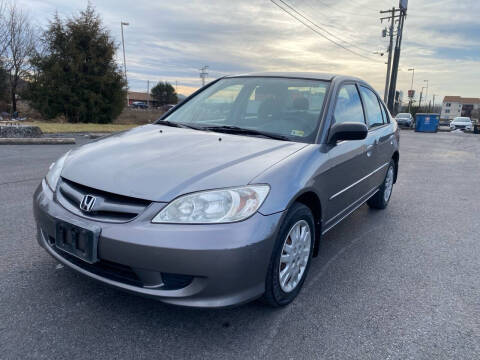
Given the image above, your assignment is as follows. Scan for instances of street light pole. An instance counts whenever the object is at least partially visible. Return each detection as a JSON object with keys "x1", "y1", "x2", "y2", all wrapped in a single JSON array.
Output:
[
  {"x1": 419, "y1": 86, "x2": 427, "y2": 111},
  {"x1": 408, "y1": 68, "x2": 414, "y2": 113},
  {"x1": 121, "y1": 21, "x2": 129, "y2": 106},
  {"x1": 423, "y1": 79, "x2": 429, "y2": 111},
  {"x1": 408, "y1": 68, "x2": 415, "y2": 90}
]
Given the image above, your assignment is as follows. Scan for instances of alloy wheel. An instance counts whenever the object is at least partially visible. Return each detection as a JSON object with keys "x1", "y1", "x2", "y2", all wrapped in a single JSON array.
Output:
[
  {"x1": 278, "y1": 220, "x2": 312, "y2": 293},
  {"x1": 384, "y1": 166, "x2": 394, "y2": 202}
]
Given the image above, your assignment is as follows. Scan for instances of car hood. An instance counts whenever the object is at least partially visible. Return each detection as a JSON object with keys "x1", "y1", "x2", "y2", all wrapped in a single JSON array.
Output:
[{"x1": 61, "y1": 124, "x2": 307, "y2": 202}]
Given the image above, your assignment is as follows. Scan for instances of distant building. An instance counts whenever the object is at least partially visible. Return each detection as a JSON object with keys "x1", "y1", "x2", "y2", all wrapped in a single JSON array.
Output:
[
  {"x1": 127, "y1": 91, "x2": 159, "y2": 107},
  {"x1": 441, "y1": 96, "x2": 480, "y2": 120}
]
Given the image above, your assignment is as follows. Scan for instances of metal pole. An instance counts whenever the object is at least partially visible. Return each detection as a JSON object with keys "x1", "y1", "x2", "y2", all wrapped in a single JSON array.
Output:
[
  {"x1": 121, "y1": 22, "x2": 129, "y2": 105},
  {"x1": 146, "y1": 80, "x2": 150, "y2": 108},
  {"x1": 419, "y1": 86, "x2": 426, "y2": 111},
  {"x1": 383, "y1": 7, "x2": 395, "y2": 103},
  {"x1": 408, "y1": 68, "x2": 414, "y2": 113},
  {"x1": 423, "y1": 80, "x2": 429, "y2": 110}
]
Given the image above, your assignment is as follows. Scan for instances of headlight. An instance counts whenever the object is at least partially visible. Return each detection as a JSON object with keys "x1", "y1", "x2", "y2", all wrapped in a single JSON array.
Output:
[
  {"x1": 45, "y1": 151, "x2": 70, "y2": 191},
  {"x1": 152, "y1": 185, "x2": 270, "y2": 224}
]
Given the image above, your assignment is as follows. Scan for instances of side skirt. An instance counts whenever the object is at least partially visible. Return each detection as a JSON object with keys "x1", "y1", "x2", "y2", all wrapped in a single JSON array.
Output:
[{"x1": 321, "y1": 187, "x2": 379, "y2": 235}]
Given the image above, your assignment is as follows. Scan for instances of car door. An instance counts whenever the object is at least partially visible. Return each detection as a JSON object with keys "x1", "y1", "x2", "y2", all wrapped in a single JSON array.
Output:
[
  {"x1": 377, "y1": 99, "x2": 396, "y2": 164},
  {"x1": 358, "y1": 85, "x2": 392, "y2": 189},
  {"x1": 321, "y1": 83, "x2": 377, "y2": 229}
]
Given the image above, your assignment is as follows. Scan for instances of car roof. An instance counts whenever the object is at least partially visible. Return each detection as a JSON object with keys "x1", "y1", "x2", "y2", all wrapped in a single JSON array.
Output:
[{"x1": 225, "y1": 72, "x2": 363, "y2": 83}]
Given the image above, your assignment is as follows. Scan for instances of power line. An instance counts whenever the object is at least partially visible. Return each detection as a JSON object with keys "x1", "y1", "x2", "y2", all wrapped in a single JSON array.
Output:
[
  {"x1": 306, "y1": 0, "x2": 374, "y2": 17},
  {"x1": 270, "y1": 0, "x2": 381, "y2": 62},
  {"x1": 276, "y1": 0, "x2": 375, "y2": 55}
]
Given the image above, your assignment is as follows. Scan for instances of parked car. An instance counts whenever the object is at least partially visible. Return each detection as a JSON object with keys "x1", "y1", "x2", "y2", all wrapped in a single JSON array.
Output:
[
  {"x1": 131, "y1": 101, "x2": 148, "y2": 109},
  {"x1": 163, "y1": 104, "x2": 176, "y2": 112},
  {"x1": 395, "y1": 112, "x2": 413, "y2": 127},
  {"x1": 34, "y1": 73, "x2": 400, "y2": 308},
  {"x1": 450, "y1": 116, "x2": 473, "y2": 131}
]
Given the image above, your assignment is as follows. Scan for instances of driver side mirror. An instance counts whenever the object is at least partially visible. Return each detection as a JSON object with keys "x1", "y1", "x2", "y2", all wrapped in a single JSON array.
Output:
[{"x1": 328, "y1": 122, "x2": 368, "y2": 144}]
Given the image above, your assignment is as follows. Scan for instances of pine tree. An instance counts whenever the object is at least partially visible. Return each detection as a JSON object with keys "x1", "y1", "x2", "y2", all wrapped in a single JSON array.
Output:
[
  {"x1": 26, "y1": 6, "x2": 126, "y2": 123},
  {"x1": 151, "y1": 81, "x2": 178, "y2": 106}
]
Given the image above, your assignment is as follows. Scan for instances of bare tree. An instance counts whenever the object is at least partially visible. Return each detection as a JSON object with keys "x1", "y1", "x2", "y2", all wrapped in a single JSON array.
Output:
[
  {"x1": 0, "y1": 0, "x2": 8, "y2": 56},
  {"x1": 3, "y1": 2, "x2": 35, "y2": 113}
]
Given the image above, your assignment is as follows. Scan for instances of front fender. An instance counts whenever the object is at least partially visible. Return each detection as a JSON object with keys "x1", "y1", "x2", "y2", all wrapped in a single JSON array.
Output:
[{"x1": 252, "y1": 145, "x2": 329, "y2": 219}]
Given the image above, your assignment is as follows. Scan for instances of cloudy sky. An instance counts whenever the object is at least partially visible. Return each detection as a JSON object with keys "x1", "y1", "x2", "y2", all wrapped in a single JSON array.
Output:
[{"x1": 19, "y1": 0, "x2": 480, "y2": 104}]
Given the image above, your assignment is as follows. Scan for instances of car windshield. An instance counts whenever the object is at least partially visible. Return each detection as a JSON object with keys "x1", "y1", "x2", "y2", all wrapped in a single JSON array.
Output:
[
  {"x1": 159, "y1": 77, "x2": 330, "y2": 143},
  {"x1": 396, "y1": 113, "x2": 410, "y2": 118},
  {"x1": 454, "y1": 117, "x2": 470, "y2": 122}
]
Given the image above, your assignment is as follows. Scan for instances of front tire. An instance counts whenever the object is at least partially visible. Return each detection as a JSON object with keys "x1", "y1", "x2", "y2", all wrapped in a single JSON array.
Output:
[
  {"x1": 367, "y1": 160, "x2": 395, "y2": 209},
  {"x1": 263, "y1": 203, "x2": 315, "y2": 307}
]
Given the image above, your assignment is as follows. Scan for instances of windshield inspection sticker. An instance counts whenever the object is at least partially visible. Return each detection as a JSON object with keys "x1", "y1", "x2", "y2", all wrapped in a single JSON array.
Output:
[{"x1": 291, "y1": 130, "x2": 305, "y2": 137}]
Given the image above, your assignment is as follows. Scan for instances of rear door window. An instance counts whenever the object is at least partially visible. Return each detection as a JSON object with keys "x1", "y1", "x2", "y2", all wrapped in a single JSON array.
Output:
[
  {"x1": 359, "y1": 86, "x2": 384, "y2": 128},
  {"x1": 379, "y1": 100, "x2": 390, "y2": 123},
  {"x1": 333, "y1": 84, "x2": 365, "y2": 125}
]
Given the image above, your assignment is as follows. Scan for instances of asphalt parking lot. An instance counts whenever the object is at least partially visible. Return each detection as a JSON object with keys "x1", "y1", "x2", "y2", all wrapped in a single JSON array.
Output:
[{"x1": 1, "y1": 130, "x2": 479, "y2": 359}]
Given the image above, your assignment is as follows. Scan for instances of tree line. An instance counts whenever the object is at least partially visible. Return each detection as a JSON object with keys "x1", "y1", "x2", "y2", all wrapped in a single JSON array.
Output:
[{"x1": 0, "y1": 2, "x2": 178, "y2": 123}]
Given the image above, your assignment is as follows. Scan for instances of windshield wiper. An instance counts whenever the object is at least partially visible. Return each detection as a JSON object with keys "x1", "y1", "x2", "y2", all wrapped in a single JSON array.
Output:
[
  {"x1": 157, "y1": 120, "x2": 204, "y2": 130},
  {"x1": 202, "y1": 125, "x2": 289, "y2": 141}
]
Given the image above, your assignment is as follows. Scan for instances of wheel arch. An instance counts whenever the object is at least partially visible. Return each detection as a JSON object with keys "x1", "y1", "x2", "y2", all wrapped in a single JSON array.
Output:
[{"x1": 290, "y1": 190, "x2": 323, "y2": 257}]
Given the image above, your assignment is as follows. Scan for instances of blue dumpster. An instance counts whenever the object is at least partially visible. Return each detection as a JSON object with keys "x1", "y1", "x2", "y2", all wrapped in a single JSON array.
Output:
[{"x1": 415, "y1": 113, "x2": 439, "y2": 132}]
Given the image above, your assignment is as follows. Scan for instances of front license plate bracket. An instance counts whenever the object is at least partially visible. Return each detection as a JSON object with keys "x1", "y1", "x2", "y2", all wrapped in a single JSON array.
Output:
[{"x1": 55, "y1": 221, "x2": 101, "y2": 264}]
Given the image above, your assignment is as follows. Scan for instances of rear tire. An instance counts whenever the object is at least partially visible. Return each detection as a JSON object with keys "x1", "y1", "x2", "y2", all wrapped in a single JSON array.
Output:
[
  {"x1": 262, "y1": 203, "x2": 315, "y2": 307},
  {"x1": 367, "y1": 160, "x2": 395, "y2": 209}
]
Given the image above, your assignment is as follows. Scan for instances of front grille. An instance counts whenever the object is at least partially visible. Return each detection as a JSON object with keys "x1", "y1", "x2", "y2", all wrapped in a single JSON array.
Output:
[{"x1": 57, "y1": 178, "x2": 151, "y2": 222}]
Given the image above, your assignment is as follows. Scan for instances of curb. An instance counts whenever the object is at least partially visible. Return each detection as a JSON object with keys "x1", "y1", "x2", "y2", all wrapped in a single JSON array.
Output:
[
  {"x1": 0, "y1": 137, "x2": 76, "y2": 145},
  {"x1": 87, "y1": 133, "x2": 111, "y2": 139}
]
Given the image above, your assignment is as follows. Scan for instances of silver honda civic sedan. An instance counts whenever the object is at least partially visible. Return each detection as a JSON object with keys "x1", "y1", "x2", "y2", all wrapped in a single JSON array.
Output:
[{"x1": 34, "y1": 73, "x2": 400, "y2": 308}]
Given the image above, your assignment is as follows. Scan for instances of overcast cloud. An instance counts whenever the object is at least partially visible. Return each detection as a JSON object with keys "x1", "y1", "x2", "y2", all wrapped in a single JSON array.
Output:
[{"x1": 19, "y1": 0, "x2": 480, "y2": 104}]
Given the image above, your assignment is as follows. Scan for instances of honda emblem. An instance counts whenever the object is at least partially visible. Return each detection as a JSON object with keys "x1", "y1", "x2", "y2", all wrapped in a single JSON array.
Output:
[{"x1": 80, "y1": 195, "x2": 96, "y2": 212}]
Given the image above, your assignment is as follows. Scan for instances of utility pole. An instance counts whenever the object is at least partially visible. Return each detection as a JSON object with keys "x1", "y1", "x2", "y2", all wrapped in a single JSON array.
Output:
[
  {"x1": 385, "y1": 1, "x2": 408, "y2": 112},
  {"x1": 200, "y1": 66, "x2": 209, "y2": 86},
  {"x1": 432, "y1": 94, "x2": 436, "y2": 110},
  {"x1": 380, "y1": 7, "x2": 396, "y2": 103},
  {"x1": 121, "y1": 21, "x2": 130, "y2": 105}
]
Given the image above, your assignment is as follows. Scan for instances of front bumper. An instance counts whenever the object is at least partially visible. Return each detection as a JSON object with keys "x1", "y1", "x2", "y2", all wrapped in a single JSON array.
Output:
[
  {"x1": 450, "y1": 125, "x2": 472, "y2": 130},
  {"x1": 33, "y1": 180, "x2": 283, "y2": 308},
  {"x1": 396, "y1": 120, "x2": 412, "y2": 127}
]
